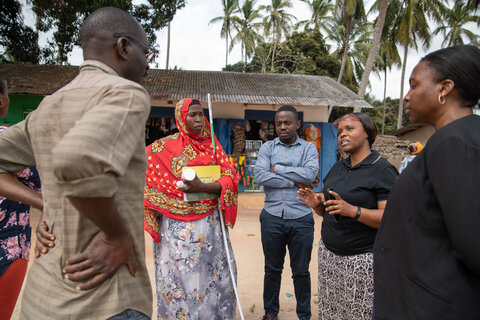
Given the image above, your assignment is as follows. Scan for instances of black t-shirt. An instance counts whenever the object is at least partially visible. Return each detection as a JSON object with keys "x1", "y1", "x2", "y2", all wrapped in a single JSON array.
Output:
[
  {"x1": 374, "y1": 115, "x2": 480, "y2": 319},
  {"x1": 321, "y1": 150, "x2": 398, "y2": 255}
]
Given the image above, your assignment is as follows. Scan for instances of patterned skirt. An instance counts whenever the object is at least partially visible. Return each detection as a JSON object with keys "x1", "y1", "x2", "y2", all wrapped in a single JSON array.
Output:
[
  {"x1": 318, "y1": 240, "x2": 374, "y2": 320},
  {"x1": 154, "y1": 209, "x2": 237, "y2": 320}
]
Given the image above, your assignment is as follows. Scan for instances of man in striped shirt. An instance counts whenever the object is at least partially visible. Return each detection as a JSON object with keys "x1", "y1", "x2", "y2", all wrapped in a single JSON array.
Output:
[{"x1": 0, "y1": 7, "x2": 154, "y2": 319}]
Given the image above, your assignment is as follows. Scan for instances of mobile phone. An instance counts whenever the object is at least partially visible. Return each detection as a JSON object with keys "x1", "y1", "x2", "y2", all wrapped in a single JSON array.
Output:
[
  {"x1": 325, "y1": 188, "x2": 334, "y2": 201},
  {"x1": 326, "y1": 188, "x2": 341, "y2": 221}
]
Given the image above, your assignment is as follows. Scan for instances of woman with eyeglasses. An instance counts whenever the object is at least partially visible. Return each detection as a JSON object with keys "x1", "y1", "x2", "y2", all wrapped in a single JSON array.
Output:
[{"x1": 297, "y1": 112, "x2": 397, "y2": 320}]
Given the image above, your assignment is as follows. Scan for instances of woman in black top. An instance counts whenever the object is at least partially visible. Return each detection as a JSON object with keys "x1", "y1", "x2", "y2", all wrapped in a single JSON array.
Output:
[
  {"x1": 298, "y1": 112, "x2": 397, "y2": 319},
  {"x1": 374, "y1": 46, "x2": 480, "y2": 320}
]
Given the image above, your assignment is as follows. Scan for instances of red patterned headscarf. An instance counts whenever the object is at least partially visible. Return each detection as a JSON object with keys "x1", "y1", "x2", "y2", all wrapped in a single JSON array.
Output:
[{"x1": 144, "y1": 98, "x2": 239, "y2": 242}]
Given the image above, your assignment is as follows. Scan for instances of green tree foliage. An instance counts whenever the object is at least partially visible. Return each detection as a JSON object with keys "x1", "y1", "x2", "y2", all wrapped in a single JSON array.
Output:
[
  {"x1": 364, "y1": 96, "x2": 410, "y2": 133},
  {"x1": 393, "y1": 0, "x2": 446, "y2": 129},
  {"x1": 433, "y1": 1, "x2": 480, "y2": 46},
  {"x1": 329, "y1": 96, "x2": 410, "y2": 135},
  {"x1": 281, "y1": 29, "x2": 339, "y2": 76},
  {"x1": 223, "y1": 60, "x2": 256, "y2": 72},
  {"x1": 467, "y1": 0, "x2": 480, "y2": 10},
  {"x1": 333, "y1": 0, "x2": 366, "y2": 83},
  {"x1": 226, "y1": 28, "x2": 339, "y2": 77},
  {"x1": 26, "y1": 0, "x2": 185, "y2": 64},
  {"x1": 133, "y1": 0, "x2": 186, "y2": 44},
  {"x1": 209, "y1": 0, "x2": 239, "y2": 69},
  {"x1": 297, "y1": 0, "x2": 334, "y2": 33},
  {"x1": 231, "y1": 0, "x2": 263, "y2": 71},
  {"x1": 356, "y1": 0, "x2": 388, "y2": 100},
  {"x1": 328, "y1": 13, "x2": 373, "y2": 90},
  {"x1": 260, "y1": 0, "x2": 297, "y2": 71},
  {"x1": 370, "y1": 0, "x2": 401, "y2": 133},
  {"x1": 0, "y1": 0, "x2": 42, "y2": 63},
  {"x1": 328, "y1": 93, "x2": 411, "y2": 135}
]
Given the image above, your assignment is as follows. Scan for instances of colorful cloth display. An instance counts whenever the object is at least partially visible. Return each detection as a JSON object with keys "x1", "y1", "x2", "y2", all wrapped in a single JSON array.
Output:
[
  {"x1": 305, "y1": 124, "x2": 322, "y2": 153},
  {"x1": 231, "y1": 122, "x2": 245, "y2": 155}
]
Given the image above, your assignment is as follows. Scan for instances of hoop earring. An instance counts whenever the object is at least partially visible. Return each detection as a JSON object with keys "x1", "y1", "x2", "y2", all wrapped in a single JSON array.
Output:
[{"x1": 438, "y1": 94, "x2": 445, "y2": 105}]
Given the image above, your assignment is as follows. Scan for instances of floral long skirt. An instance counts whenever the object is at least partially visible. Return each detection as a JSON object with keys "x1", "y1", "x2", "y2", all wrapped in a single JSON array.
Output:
[
  {"x1": 318, "y1": 240, "x2": 374, "y2": 320},
  {"x1": 154, "y1": 209, "x2": 237, "y2": 320}
]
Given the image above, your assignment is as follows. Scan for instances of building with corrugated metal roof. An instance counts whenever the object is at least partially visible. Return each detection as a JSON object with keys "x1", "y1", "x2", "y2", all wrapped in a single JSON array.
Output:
[
  {"x1": 0, "y1": 64, "x2": 371, "y2": 123},
  {"x1": 0, "y1": 63, "x2": 372, "y2": 191}
]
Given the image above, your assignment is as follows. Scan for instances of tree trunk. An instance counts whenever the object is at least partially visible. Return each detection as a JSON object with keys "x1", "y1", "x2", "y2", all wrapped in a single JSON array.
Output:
[
  {"x1": 270, "y1": 32, "x2": 278, "y2": 72},
  {"x1": 244, "y1": 45, "x2": 248, "y2": 72},
  {"x1": 225, "y1": 31, "x2": 229, "y2": 69},
  {"x1": 397, "y1": 45, "x2": 409, "y2": 129},
  {"x1": 166, "y1": 21, "x2": 171, "y2": 69},
  {"x1": 242, "y1": 43, "x2": 246, "y2": 72},
  {"x1": 56, "y1": 42, "x2": 64, "y2": 65},
  {"x1": 357, "y1": 0, "x2": 389, "y2": 99},
  {"x1": 381, "y1": 68, "x2": 387, "y2": 134},
  {"x1": 337, "y1": 32, "x2": 350, "y2": 83}
]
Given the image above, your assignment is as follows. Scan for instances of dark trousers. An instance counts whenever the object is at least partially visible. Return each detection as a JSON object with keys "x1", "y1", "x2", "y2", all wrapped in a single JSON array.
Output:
[
  {"x1": 107, "y1": 309, "x2": 150, "y2": 320},
  {"x1": 260, "y1": 209, "x2": 314, "y2": 320}
]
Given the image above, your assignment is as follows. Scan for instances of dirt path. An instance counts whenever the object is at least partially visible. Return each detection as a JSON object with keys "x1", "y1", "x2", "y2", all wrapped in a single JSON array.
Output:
[
  {"x1": 14, "y1": 207, "x2": 322, "y2": 320},
  {"x1": 229, "y1": 208, "x2": 322, "y2": 320}
]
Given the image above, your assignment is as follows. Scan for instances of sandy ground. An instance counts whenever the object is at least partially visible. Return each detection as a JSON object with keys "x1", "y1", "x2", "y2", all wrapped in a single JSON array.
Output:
[{"x1": 13, "y1": 205, "x2": 322, "y2": 320}]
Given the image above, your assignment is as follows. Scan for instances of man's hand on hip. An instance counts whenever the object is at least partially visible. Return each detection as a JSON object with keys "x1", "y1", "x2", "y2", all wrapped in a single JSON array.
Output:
[
  {"x1": 62, "y1": 196, "x2": 138, "y2": 291},
  {"x1": 62, "y1": 230, "x2": 138, "y2": 291}
]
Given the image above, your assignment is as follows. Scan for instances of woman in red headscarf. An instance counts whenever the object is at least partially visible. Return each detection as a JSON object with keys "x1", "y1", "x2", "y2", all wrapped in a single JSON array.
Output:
[{"x1": 144, "y1": 98, "x2": 239, "y2": 319}]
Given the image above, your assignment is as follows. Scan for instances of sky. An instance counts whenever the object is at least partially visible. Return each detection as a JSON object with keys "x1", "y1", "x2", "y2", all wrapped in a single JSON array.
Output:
[{"x1": 23, "y1": 0, "x2": 480, "y2": 102}]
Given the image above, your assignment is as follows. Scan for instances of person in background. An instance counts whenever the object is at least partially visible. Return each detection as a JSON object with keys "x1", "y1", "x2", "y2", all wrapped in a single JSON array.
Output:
[
  {"x1": 0, "y1": 75, "x2": 46, "y2": 320},
  {"x1": 374, "y1": 45, "x2": 480, "y2": 320},
  {"x1": 0, "y1": 7, "x2": 154, "y2": 319},
  {"x1": 298, "y1": 112, "x2": 397, "y2": 320},
  {"x1": 144, "y1": 98, "x2": 239, "y2": 319},
  {"x1": 0, "y1": 75, "x2": 9, "y2": 119},
  {"x1": 398, "y1": 141, "x2": 423, "y2": 174},
  {"x1": 255, "y1": 105, "x2": 319, "y2": 320}
]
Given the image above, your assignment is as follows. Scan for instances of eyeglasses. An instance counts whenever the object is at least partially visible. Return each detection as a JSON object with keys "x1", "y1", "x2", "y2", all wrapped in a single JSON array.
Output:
[{"x1": 113, "y1": 34, "x2": 157, "y2": 63}]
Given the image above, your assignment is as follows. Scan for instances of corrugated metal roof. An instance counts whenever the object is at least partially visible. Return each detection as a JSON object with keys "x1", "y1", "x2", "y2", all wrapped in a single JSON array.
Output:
[
  {"x1": 0, "y1": 63, "x2": 372, "y2": 108},
  {"x1": 0, "y1": 64, "x2": 78, "y2": 96}
]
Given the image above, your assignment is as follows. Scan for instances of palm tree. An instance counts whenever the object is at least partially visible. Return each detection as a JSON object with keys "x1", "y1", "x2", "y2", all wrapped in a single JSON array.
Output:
[
  {"x1": 342, "y1": 22, "x2": 374, "y2": 87},
  {"x1": 260, "y1": 0, "x2": 297, "y2": 71},
  {"x1": 209, "y1": 0, "x2": 240, "y2": 69},
  {"x1": 297, "y1": 0, "x2": 334, "y2": 34},
  {"x1": 394, "y1": 0, "x2": 446, "y2": 129},
  {"x1": 378, "y1": 41, "x2": 401, "y2": 134},
  {"x1": 375, "y1": 0, "x2": 402, "y2": 133},
  {"x1": 328, "y1": 8, "x2": 372, "y2": 86},
  {"x1": 356, "y1": 0, "x2": 389, "y2": 104},
  {"x1": 231, "y1": 0, "x2": 263, "y2": 72},
  {"x1": 327, "y1": 14, "x2": 372, "y2": 119},
  {"x1": 334, "y1": 0, "x2": 366, "y2": 83},
  {"x1": 434, "y1": 1, "x2": 480, "y2": 47},
  {"x1": 467, "y1": 0, "x2": 480, "y2": 11}
]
